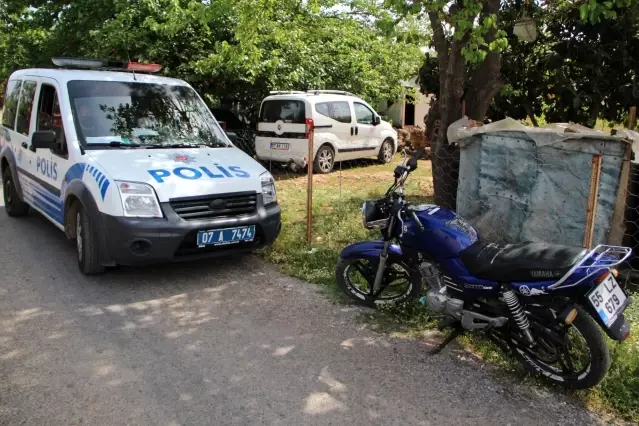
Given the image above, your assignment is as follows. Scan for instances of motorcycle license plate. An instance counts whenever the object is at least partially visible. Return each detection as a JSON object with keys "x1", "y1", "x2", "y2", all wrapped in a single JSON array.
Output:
[{"x1": 587, "y1": 274, "x2": 627, "y2": 327}]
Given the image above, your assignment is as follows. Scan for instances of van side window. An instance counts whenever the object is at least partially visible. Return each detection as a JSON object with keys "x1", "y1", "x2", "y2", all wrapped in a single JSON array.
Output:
[
  {"x1": 330, "y1": 101, "x2": 352, "y2": 124},
  {"x1": 354, "y1": 102, "x2": 374, "y2": 125},
  {"x1": 15, "y1": 80, "x2": 38, "y2": 136},
  {"x1": 315, "y1": 102, "x2": 330, "y2": 118},
  {"x1": 37, "y1": 84, "x2": 67, "y2": 156},
  {"x1": 2, "y1": 80, "x2": 22, "y2": 130}
]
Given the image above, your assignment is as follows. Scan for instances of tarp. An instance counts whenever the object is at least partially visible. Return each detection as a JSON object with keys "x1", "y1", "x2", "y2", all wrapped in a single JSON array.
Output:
[{"x1": 454, "y1": 118, "x2": 631, "y2": 247}]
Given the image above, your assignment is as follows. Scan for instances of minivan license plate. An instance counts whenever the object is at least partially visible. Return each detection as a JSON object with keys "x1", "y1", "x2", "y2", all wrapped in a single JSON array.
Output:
[
  {"x1": 197, "y1": 225, "x2": 256, "y2": 247},
  {"x1": 587, "y1": 274, "x2": 627, "y2": 327},
  {"x1": 270, "y1": 142, "x2": 289, "y2": 150}
]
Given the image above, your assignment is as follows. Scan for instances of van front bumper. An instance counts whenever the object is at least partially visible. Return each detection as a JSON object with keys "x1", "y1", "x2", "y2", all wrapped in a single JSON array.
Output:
[{"x1": 98, "y1": 199, "x2": 281, "y2": 267}]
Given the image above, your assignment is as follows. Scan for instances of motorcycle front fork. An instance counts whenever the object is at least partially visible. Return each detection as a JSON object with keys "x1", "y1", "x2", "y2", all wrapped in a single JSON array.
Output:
[{"x1": 371, "y1": 241, "x2": 391, "y2": 295}]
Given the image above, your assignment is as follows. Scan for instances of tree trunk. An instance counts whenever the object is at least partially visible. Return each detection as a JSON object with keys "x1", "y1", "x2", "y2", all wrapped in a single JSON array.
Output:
[{"x1": 428, "y1": 0, "x2": 504, "y2": 211}]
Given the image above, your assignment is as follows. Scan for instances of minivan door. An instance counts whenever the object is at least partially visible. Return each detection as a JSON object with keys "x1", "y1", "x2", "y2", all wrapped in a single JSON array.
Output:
[
  {"x1": 10, "y1": 79, "x2": 58, "y2": 219},
  {"x1": 352, "y1": 101, "x2": 380, "y2": 155},
  {"x1": 34, "y1": 78, "x2": 73, "y2": 218}
]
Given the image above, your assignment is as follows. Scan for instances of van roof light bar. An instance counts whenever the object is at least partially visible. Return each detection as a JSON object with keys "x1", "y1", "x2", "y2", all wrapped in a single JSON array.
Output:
[{"x1": 51, "y1": 57, "x2": 162, "y2": 73}]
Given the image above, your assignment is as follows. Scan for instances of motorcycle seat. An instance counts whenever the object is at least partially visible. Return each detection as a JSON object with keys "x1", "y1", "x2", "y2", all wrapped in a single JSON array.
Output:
[{"x1": 459, "y1": 241, "x2": 588, "y2": 283}]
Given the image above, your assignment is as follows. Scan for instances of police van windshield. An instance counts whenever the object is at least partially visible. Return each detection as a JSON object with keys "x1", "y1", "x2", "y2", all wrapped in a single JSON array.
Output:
[{"x1": 67, "y1": 80, "x2": 230, "y2": 149}]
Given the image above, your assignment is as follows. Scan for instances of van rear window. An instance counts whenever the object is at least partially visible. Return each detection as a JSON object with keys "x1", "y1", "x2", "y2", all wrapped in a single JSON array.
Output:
[{"x1": 259, "y1": 100, "x2": 305, "y2": 124}]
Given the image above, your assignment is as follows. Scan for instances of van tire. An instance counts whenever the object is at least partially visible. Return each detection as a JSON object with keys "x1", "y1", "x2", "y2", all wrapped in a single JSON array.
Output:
[
  {"x1": 76, "y1": 205, "x2": 105, "y2": 275},
  {"x1": 378, "y1": 139, "x2": 394, "y2": 164},
  {"x1": 2, "y1": 167, "x2": 29, "y2": 217},
  {"x1": 313, "y1": 145, "x2": 335, "y2": 174}
]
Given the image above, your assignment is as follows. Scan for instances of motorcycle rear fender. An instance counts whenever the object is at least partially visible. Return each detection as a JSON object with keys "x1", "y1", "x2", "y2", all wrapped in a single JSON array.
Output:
[
  {"x1": 579, "y1": 294, "x2": 632, "y2": 341},
  {"x1": 339, "y1": 240, "x2": 404, "y2": 263}
]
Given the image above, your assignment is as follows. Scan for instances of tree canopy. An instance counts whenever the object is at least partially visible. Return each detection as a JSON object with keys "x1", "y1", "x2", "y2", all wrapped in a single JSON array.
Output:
[{"x1": 0, "y1": 0, "x2": 427, "y2": 119}]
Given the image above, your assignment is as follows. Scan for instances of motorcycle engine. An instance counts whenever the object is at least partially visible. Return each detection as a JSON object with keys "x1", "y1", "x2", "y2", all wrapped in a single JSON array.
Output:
[{"x1": 419, "y1": 261, "x2": 464, "y2": 320}]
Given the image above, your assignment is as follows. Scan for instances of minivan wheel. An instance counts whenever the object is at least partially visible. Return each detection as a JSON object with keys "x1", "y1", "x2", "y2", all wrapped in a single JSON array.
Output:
[
  {"x1": 2, "y1": 167, "x2": 29, "y2": 217},
  {"x1": 314, "y1": 145, "x2": 335, "y2": 174},
  {"x1": 76, "y1": 206, "x2": 105, "y2": 275},
  {"x1": 378, "y1": 139, "x2": 394, "y2": 164}
]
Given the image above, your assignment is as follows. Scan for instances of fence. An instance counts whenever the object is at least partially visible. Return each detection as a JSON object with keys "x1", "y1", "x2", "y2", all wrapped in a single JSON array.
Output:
[{"x1": 228, "y1": 111, "x2": 639, "y2": 284}]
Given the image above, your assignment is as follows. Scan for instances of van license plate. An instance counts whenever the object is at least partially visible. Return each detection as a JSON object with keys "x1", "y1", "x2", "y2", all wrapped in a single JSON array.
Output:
[
  {"x1": 197, "y1": 225, "x2": 256, "y2": 247},
  {"x1": 587, "y1": 274, "x2": 627, "y2": 327},
  {"x1": 270, "y1": 142, "x2": 289, "y2": 150}
]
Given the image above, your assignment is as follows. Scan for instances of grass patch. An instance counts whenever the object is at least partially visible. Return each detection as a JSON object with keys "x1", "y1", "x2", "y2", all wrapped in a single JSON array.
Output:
[
  {"x1": 261, "y1": 156, "x2": 434, "y2": 292},
  {"x1": 260, "y1": 155, "x2": 639, "y2": 421}
]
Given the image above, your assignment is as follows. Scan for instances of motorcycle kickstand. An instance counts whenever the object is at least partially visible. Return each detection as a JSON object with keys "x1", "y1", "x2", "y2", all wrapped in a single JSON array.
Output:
[{"x1": 429, "y1": 322, "x2": 464, "y2": 355}]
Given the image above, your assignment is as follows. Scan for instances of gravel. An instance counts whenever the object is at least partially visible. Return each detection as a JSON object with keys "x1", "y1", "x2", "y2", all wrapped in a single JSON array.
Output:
[{"x1": 0, "y1": 194, "x2": 604, "y2": 425}]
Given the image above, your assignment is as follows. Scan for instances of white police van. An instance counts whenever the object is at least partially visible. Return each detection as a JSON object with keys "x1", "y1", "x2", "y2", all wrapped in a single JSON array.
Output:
[{"x1": 0, "y1": 58, "x2": 281, "y2": 274}]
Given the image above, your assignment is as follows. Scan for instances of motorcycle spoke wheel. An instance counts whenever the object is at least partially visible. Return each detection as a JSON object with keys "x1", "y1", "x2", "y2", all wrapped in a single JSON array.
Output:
[
  {"x1": 335, "y1": 258, "x2": 420, "y2": 306},
  {"x1": 510, "y1": 305, "x2": 610, "y2": 390}
]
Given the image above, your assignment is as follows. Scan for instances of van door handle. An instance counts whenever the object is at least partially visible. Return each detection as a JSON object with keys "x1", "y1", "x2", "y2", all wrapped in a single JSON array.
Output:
[
  {"x1": 355, "y1": 126, "x2": 358, "y2": 136},
  {"x1": 21, "y1": 142, "x2": 28, "y2": 149},
  {"x1": 350, "y1": 127, "x2": 354, "y2": 136}
]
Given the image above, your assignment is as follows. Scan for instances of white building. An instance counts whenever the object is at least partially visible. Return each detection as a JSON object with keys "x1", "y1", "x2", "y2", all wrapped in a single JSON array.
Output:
[{"x1": 377, "y1": 76, "x2": 433, "y2": 129}]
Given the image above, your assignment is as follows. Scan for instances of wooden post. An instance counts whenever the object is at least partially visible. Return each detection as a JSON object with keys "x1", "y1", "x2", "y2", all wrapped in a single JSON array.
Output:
[
  {"x1": 584, "y1": 154, "x2": 603, "y2": 248},
  {"x1": 306, "y1": 126, "x2": 314, "y2": 246},
  {"x1": 629, "y1": 106, "x2": 637, "y2": 130}
]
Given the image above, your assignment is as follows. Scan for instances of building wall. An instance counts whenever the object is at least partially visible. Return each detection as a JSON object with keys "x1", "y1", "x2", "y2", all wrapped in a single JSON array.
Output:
[
  {"x1": 378, "y1": 92, "x2": 433, "y2": 128},
  {"x1": 413, "y1": 93, "x2": 432, "y2": 127}
]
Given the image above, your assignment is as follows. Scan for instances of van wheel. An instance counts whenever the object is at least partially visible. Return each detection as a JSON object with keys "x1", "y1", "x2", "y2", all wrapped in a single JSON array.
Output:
[
  {"x1": 2, "y1": 167, "x2": 29, "y2": 217},
  {"x1": 378, "y1": 139, "x2": 394, "y2": 164},
  {"x1": 76, "y1": 206, "x2": 105, "y2": 275},
  {"x1": 314, "y1": 145, "x2": 335, "y2": 174}
]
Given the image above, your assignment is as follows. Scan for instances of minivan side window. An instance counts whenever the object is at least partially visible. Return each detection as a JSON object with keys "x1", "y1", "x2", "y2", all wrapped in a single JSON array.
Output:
[
  {"x1": 260, "y1": 100, "x2": 306, "y2": 124},
  {"x1": 37, "y1": 84, "x2": 67, "y2": 156},
  {"x1": 354, "y1": 102, "x2": 374, "y2": 125},
  {"x1": 2, "y1": 80, "x2": 22, "y2": 130},
  {"x1": 15, "y1": 80, "x2": 38, "y2": 136},
  {"x1": 330, "y1": 101, "x2": 351, "y2": 124},
  {"x1": 315, "y1": 102, "x2": 330, "y2": 118}
]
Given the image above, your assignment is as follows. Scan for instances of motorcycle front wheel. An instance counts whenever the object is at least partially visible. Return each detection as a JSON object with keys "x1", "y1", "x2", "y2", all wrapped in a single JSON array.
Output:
[
  {"x1": 508, "y1": 305, "x2": 610, "y2": 390},
  {"x1": 335, "y1": 257, "x2": 421, "y2": 307}
]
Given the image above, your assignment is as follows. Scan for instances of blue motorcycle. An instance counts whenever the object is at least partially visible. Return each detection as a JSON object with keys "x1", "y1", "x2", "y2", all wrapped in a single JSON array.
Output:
[{"x1": 336, "y1": 149, "x2": 633, "y2": 389}]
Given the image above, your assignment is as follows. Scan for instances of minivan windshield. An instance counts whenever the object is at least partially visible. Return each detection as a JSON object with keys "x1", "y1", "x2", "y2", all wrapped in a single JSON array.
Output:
[{"x1": 67, "y1": 80, "x2": 230, "y2": 149}]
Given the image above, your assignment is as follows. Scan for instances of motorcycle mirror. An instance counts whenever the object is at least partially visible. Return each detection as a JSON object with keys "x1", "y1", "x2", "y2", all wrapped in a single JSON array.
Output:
[
  {"x1": 407, "y1": 148, "x2": 425, "y2": 171},
  {"x1": 407, "y1": 156, "x2": 418, "y2": 171}
]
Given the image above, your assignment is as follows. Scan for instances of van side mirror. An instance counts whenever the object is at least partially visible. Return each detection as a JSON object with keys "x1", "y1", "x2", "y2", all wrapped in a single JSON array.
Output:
[
  {"x1": 31, "y1": 130, "x2": 58, "y2": 151},
  {"x1": 374, "y1": 115, "x2": 381, "y2": 126}
]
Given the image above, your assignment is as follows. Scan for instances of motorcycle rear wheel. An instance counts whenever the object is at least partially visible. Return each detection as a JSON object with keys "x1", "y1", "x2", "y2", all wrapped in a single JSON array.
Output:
[
  {"x1": 509, "y1": 305, "x2": 610, "y2": 390},
  {"x1": 335, "y1": 257, "x2": 421, "y2": 307}
]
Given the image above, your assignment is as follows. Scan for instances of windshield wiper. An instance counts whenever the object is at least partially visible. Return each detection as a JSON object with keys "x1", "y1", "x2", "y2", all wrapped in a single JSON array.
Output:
[
  {"x1": 143, "y1": 142, "x2": 223, "y2": 149},
  {"x1": 86, "y1": 141, "x2": 141, "y2": 149}
]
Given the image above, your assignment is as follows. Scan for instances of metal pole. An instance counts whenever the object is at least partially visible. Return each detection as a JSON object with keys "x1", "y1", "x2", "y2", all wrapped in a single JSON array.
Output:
[
  {"x1": 584, "y1": 154, "x2": 603, "y2": 249},
  {"x1": 306, "y1": 127, "x2": 314, "y2": 246}
]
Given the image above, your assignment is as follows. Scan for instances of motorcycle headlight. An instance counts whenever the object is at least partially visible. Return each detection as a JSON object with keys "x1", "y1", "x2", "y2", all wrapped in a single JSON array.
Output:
[
  {"x1": 116, "y1": 181, "x2": 163, "y2": 218},
  {"x1": 260, "y1": 172, "x2": 277, "y2": 206}
]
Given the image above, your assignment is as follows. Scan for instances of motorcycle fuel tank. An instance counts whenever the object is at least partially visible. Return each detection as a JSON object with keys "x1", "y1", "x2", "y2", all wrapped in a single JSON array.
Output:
[{"x1": 398, "y1": 204, "x2": 479, "y2": 259}]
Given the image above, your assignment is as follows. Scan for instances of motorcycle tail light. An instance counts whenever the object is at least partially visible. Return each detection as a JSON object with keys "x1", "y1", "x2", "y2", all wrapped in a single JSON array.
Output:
[{"x1": 593, "y1": 269, "x2": 610, "y2": 285}]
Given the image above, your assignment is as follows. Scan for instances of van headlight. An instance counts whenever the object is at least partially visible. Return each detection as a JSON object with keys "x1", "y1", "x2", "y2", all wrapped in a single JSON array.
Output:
[
  {"x1": 260, "y1": 172, "x2": 277, "y2": 206},
  {"x1": 116, "y1": 181, "x2": 163, "y2": 218}
]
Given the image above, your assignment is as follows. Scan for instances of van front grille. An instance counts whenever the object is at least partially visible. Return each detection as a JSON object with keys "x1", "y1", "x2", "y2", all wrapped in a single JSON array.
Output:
[{"x1": 170, "y1": 192, "x2": 258, "y2": 221}]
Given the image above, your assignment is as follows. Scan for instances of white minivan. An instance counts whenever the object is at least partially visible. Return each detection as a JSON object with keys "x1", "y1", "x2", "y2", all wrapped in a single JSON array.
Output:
[
  {"x1": 0, "y1": 57, "x2": 281, "y2": 274},
  {"x1": 254, "y1": 90, "x2": 398, "y2": 173}
]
